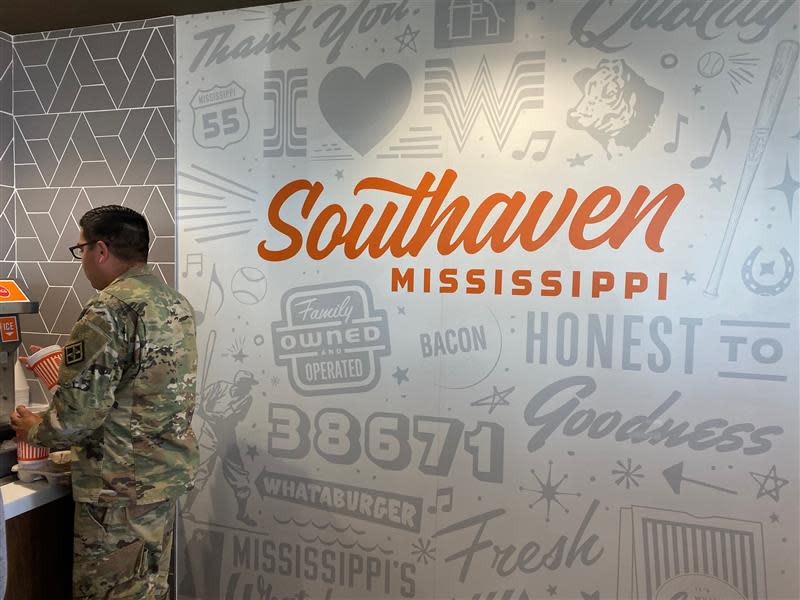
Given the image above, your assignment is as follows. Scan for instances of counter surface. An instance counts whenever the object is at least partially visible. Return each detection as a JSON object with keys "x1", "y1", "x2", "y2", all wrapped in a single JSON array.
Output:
[{"x1": 1, "y1": 476, "x2": 70, "y2": 520}]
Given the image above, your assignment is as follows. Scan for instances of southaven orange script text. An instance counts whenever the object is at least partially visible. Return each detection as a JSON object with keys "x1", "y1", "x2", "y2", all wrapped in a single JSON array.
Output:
[{"x1": 256, "y1": 170, "x2": 685, "y2": 261}]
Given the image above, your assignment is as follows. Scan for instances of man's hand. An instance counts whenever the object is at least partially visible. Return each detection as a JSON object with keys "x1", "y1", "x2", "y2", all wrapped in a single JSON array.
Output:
[
  {"x1": 10, "y1": 405, "x2": 43, "y2": 441},
  {"x1": 18, "y1": 344, "x2": 42, "y2": 369}
]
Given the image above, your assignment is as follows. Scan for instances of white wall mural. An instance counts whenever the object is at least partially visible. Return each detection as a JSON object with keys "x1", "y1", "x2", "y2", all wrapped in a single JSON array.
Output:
[{"x1": 174, "y1": 2, "x2": 799, "y2": 598}]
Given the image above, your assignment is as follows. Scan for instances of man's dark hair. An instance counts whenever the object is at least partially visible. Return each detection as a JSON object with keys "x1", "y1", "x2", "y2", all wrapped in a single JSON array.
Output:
[{"x1": 80, "y1": 205, "x2": 149, "y2": 262}]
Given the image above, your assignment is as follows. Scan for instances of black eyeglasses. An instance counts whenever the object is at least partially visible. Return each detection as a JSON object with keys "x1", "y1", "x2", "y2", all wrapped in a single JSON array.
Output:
[{"x1": 69, "y1": 241, "x2": 97, "y2": 259}]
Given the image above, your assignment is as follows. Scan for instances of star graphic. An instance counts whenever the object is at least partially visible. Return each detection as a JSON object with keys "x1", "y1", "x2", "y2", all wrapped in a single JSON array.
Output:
[
  {"x1": 232, "y1": 348, "x2": 248, "y2": 363},
  {"x1": 397, "y1": 306, "x2": 406, "y2": 315},
  {"x1": 760, "y1": 261, "x2": 775, "y2": 275},
  {"x1": 692, "y1": 84, "x2": 702, "y2": 95},
  {"x1": 749, "y1": 465, "x2": 789, "y2": 502},
  {"x1": 410, "y1": 538, "x2": 436, "y2": 565},
  {"x1": 519, "y1": 460, "x2": 581, "y2": 522},
  {"x1": 581, "y1": 592, "x2": 600, "y2": 600},
  {"x1": 681, "y1": 270, "x2": 696, "y2": 285},
  {"x1": 567, "y1": 153, "x2": 592, "y2": 167},
  {"x1": 395, "y1": 25, "x2": 420, "y2": 53},
  {"x1": 612, "y1": 458, "x2": 644, "y2": 489},
  {"x1": 335, "y1": 169, "x2": 344, "y2": 180},
  {"x1": 768, "y1": 157, "x2": 799, "y2": 215},
  {"x1": 770, "y1": 512, "x2": 780, "y2": 523},
  {"x1": 246, "y1": 445, "x2": 259, "y2": 459},
  {"x1": 392, "y1": 366, "x2": 409, "y2": 385},
  {"x1": 273, "y1": 3, "x2": 295, "y2": 25},
  {"x1": 710, "y1": 175, "x2": 726, "y2": 191},
  {"x1": 471, "y1": 385, "x2": 514, "y2": 414},
  {"x1": 547, "y1": 585, "x2": 558, "y2": 596}
]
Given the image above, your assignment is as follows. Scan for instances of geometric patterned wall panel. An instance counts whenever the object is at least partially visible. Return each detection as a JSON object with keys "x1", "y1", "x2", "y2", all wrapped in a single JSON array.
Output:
[
  {"x1": 0, "y1": 185, "x2": 13, "y2": 276},
  {"x1": 10, "y1": 18, "x2": 176, "y2": 403},
  {"x1": 0, "y1": 31, "x2": 13, "y2": 278},
  {"x1": 0, "y1": 32, "x2": 10, "y2": 117},
  {"x1": 14, "y1": 107, "x2": 175, "y2": 188},
  {"x1": 12, "y1": 19, "x2": 175, "y2": 117}
]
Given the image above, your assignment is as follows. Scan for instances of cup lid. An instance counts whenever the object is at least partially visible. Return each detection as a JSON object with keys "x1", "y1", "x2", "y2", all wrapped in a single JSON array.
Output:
[{"x1": 27, "y1": 344, "x2": 62, "y2": 365}]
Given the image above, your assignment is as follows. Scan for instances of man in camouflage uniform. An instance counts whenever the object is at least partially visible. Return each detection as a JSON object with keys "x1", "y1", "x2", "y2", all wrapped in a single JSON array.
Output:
[
  {"x1": 10, "y1": 205, "x2": 199, "y2": 600},
  {"x1": 183, "y1": 369, "x2": 257, "y2": 526}
]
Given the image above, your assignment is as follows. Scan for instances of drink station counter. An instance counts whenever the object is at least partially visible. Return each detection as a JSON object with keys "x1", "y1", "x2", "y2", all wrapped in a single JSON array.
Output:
[{"x1": 0, "y1": 279, "x2": 72, "y2": 598}]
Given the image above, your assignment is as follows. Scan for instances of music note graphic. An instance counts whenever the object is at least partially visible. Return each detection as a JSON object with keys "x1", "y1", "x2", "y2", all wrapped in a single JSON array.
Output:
[
  {"x1": 691, "y1": 112, "x2": 731, "y2": 169},
  {"x1": 195, "y1": 264, "x2": 225, "y2": 325},
  {"x1": 182, "y1": 253, "x2": 204, "y2": 278},
  {"x1": 512, "y1": 130, "x2": 555, "y2": 161},
  {"x1": 427, "y1": 486, "x2": 454, "y2": 514},
  {"x1": 663, "y1": 113, "x2": 688, "y2": 153}
]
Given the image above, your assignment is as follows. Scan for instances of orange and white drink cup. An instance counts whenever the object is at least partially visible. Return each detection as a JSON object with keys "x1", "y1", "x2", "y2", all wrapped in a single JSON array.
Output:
[
  {"x1": 17, "y1": 437, "x2": 50, "y2": 462},
  {"x1": 16, "y1": 406, "x2": 50, "y2": 463},
  {"x1": 27, "y1": 344, "x2": 63, "y2": 392}
]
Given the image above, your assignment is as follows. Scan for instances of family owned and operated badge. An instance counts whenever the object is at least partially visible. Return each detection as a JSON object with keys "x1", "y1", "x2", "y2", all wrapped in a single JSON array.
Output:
[
  {"x1": 190, "y1": 81, "x2": 249, "y2": 149},
  {"x1": 271, "y1": 281, "x2": 391, "y2": 396}
]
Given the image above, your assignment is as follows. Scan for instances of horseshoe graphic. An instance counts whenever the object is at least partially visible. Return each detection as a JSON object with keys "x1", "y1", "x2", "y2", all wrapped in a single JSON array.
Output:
[{"x1": 741, "y1": 246, "x2": 794, "y2": 296}]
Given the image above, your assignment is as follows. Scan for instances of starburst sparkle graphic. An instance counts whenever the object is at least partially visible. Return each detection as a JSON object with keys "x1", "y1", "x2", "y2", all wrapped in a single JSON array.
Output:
[
  {"x1": 612, "y1": 458, "x2": 645, "y2": 489},
  {"x1": 227, "y1": 337, "x2": 248, "y2": 363},
  {"x1": 410, "y1": 538, "x2": 436, "y2": 565},
  {"x1": 520, "y1": 461, "x2": 581, "y2": 522}
]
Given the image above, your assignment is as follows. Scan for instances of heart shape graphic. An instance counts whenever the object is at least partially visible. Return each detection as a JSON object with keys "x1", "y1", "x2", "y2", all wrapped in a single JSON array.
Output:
[{"x1": 319, "y1": 63, "x2": 412, "y2": 156}]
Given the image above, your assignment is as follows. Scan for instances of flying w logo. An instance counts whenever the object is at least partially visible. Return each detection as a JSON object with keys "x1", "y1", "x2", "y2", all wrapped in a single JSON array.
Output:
[{"x1": 424, "y1": 52, "x2": 546, "y2": 152}]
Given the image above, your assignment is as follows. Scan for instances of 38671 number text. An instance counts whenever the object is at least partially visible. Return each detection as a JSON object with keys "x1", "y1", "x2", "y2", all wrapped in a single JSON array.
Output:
[{"x1": 268, "y1": 405, "x2": 504, "y2": 483}]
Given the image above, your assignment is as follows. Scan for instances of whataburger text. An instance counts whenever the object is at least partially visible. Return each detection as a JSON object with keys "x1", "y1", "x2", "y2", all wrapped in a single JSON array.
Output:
[{"x1": 257, "y1": 170, "x2": 684, "y2": 261}]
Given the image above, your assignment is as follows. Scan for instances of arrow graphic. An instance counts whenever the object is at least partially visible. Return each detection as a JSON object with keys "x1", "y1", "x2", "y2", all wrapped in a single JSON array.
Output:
[{"x1": 662, "y1": 461, "x2": 738, "y2": 495}]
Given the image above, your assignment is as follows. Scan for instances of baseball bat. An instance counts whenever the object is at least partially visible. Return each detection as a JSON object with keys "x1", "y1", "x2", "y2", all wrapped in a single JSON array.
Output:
[
  {"x1": 201, "y1": 329, "x2": 216, "y2": 390},
  {"x1": 704, "y1": 40, "x2": 799, "y2": 297}
]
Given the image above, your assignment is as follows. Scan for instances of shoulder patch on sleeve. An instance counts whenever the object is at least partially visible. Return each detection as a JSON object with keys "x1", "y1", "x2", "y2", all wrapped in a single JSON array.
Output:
[{"x1": 64, "y1": 340, "x2": 85, "y2": 366}]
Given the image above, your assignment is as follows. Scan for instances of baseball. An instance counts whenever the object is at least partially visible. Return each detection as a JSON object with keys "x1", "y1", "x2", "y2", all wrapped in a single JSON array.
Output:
[
  {"x1": 231, "y1": 267, "x2": 268, "y2": 305},
  {"x1": 697, "y1": 51, "x2": 725, "y2": 78}
]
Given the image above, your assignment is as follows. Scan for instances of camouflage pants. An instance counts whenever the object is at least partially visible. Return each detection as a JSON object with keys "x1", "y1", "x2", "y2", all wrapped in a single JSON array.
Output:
[{"x1": 73, "y1": 500, "x2": 175, "y2": 600}]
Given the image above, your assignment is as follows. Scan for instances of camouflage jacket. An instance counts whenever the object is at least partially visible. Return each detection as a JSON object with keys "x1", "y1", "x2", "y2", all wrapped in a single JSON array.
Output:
[{"x1": 29, "y1": 265, "x2": 199, "y2": 506}]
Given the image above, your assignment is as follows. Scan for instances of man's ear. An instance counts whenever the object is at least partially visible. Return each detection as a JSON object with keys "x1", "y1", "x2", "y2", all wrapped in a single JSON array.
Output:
[{"x1": 95, "y1": 240, "x2": 111, "y2": 263}]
